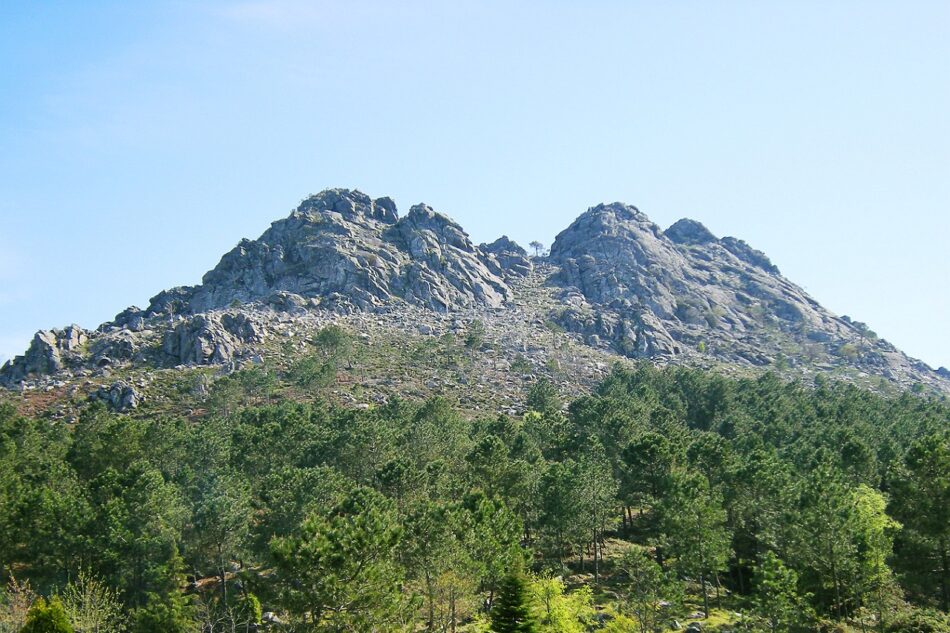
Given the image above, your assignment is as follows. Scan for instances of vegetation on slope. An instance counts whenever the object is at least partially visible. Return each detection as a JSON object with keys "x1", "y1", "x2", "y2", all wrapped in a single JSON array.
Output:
[{"x1": 0, "y1": 332, "x2": 949, "y2": 631}]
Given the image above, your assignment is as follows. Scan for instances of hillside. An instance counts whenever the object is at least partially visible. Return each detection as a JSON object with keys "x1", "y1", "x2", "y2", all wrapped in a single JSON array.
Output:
[
  {"x1": 1, "y1": 189, "x2": 949, "y2": 632},
  {"x1": 1, "y1": 188, "x2": 946, "y2": 420}
]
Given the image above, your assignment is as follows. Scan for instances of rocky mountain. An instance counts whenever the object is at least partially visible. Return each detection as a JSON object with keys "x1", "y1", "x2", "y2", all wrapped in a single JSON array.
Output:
[
  {"x1": 146, "y1": 189, "x2": 511, "y2": 315},
  {"x1": 2, "y1": 188, "x2": 947, "y2": 406}
]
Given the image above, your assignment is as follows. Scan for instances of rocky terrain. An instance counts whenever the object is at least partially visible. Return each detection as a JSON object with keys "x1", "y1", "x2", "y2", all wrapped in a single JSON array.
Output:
[{"x1": 2, "y1": 188, "x2": 947, "y2": 415}]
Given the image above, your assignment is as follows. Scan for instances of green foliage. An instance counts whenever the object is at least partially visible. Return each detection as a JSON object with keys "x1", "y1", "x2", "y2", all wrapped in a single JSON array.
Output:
[
  {"x1": 751, "y1": 551, "x2": 813, "y2": 633},
  {"x1": 657, "y1": 470, "x2": 731, "y2": 615},
  {"x1": 837, "y1": 342, "x2": 860, "y2": 361},
  {"x1": 0, "y1": 363, "x2": 947, "y2": 632},
  {"x1": 617, "y1": 546, "x2": 673, "y2": 633},
  {"x1": 132, "y1": 590, "x2": 195, "y2": 633},
  {"x1": 525, "y1": 379, "x2": 561, "y2": 416},
  {"x1": 490, "y1": 570, "x2": 536, "y2": 633},
  {"x1": 238, "y1": 592, "x2": 262, "y2": 625},
  {"x1": 883, "y1": 608, "x2": 950, "y2": 633},
  {"x1": 21, "y1": 597, "x2": 73, "y2": 633},
  {"x1": 130, "y1": 550, "x2": 194, "y2": 633},
  {"x1": 852, "y1": 484, "x2": 902, "y2": 620},
  {"x1": 187, "y1": 469, "x2": 251, "y2": 602},
  {"x1": 529, "y1": 575, "x2": 593, "y2": 633},
  {"x1": 510, "y1": 355, "x2": 532, "y2": 374},
  {"x1": 543, "y1": 320, "x2": 565, "y2": 335},
  {"x1": 465, "y1": 320, "x2": 486, "y2": 352},
  {"x1": 312, "y1": 324, "x2": 352, "y2": 360},
  {"x1": 61, "y1": 571, "x2": 126, "y2": 633},
  {"x1": 289, "y1": 324, "x2": 354, "y2": 389},
  {"x1": 205, "y1": 366, "x2": 277, "y2": 414},
  {"x1": 269, "y1": 487, "x2": 411, "y2": 630},
  {"x1": 288, "y1": 354, "x2": 337, "y2": 388},
  {"x1": 890, "y1": 433, "x2": 950, "y2": 611}
]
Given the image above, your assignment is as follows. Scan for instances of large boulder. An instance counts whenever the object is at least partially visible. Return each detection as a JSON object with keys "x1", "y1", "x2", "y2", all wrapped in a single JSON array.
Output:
[
  {"x1": 665, "y1": 218, "x2": 717, "y2": 245},
  {"x1": 89, "y1": 380, "x2": 141, "y2": 412}
]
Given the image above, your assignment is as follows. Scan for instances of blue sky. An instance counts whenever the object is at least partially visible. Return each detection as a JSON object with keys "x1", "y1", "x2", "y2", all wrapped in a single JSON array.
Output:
[{"x1": 1, "y1": 1, "x2": 948, "y2": 369}]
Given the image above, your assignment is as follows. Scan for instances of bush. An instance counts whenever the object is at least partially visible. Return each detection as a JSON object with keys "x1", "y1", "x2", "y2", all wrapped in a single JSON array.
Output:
[
  {"x1": 884, "y1": 608, "x2": 950, "y2": 633},
  {"x1": 289, "y1": 355, "x2": 336, "y2": 388},
  {"x1": 21, "y1": 597, "x2": 74, "y2": 633},
  {"x1": 313, "y1": 325, "x2": 352, "y2": 360},
  {"x1": 465, "y1": 320, "x2": 486, "y2": 352},
  {"x1": 511, "y1": 355, "x2": 532, "y2": 374},
  {"x1": 526, "y1": 378, "x2": 561, "y2": 416},
  {"x1": 836, "y1": 343, "x2": 859, "y2": 361}
]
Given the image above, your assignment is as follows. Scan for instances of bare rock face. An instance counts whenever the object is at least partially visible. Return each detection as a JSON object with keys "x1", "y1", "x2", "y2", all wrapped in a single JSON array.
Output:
[
  {"x1": 162, "y1": 313, "x2": 267, "y2": 366},
  {"x1": 0, "y1": 326, "x2": 89, "y2": 385},
  {"x1": 548, "y1": 204, "x2": 872, "y2": 367},
  {"x1": 1, "y1": 188, "x2": 946, "y2": 393},
  {"x1": 90, "y1": 380, "x2": 141, "y2": 412},
  {"x1": 719, "y1": 236, "x2": 780, "y2": 275},
  {"x1": 146, "y1": 189, "x2": 511, "y2": 315},
  {"x1": 550, "y1": 203, "x2": 686, "y2": 355},
  {"x1": 664, "y1": 218, "x2": 718, "y2": 246},
  {"x1": 389, "y1": 203, "x2": 510, "y2": 310},
  {"x1": 479, "y1": 236, "x2": 532, "y2": 278}
]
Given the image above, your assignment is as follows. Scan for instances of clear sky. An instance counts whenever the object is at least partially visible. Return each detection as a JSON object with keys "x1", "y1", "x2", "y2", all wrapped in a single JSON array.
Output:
[{"x1": 1, "y1": 1, "x2": 948, "y2": 369}]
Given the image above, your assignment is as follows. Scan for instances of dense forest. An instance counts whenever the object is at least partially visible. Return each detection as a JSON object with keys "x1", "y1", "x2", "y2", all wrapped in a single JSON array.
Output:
[{"x1": 1, "y1": 327, "x2": 949, "y2": 632}]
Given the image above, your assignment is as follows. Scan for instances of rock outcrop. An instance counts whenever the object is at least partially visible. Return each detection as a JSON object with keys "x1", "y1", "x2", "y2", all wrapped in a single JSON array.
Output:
[
  {"x1": 547, "y1": 202, "x2": 897, "y2": 373},
  {"x1": 1, "y1": 188, "x2": 946, "y2": 395},
  {"x1": 144, "y1": 189, "x2": 511, "y2": 315},
  {"x1": 89, "y1": 380, "x2": 141, "y2": 412},
  {"x1": 162, "y1": 312, "x2": 267, "y2": 366},
  {"x1": 479, "y1": 236, "x2": 532, "y2": 278},
  {"x1": 1, "y1": 326, "x2": 88, "y2": 384}
]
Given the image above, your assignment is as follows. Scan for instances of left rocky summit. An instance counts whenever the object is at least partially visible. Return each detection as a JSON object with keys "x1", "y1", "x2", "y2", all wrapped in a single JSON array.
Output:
[
  {"x1": 1, "y1": 189, "x2": 514, "y2": 388},
  {"x1": 146, "y1": 188, "x2": 510, "y2": 315}
]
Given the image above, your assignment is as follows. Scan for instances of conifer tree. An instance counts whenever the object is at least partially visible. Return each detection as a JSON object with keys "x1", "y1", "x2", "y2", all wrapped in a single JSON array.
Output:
[
  {"x1": 490, "y1": 570, "x2": 536, "y2": 633},
  {"x1": 753, "y1": 551, "x2": 813, "y2": 633}
]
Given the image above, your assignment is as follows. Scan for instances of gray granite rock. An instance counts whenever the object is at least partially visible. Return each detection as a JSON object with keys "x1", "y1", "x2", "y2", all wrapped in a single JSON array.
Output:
[
  {"x1": 0, "y1": 326, "x2": 89, "y2": 385},
  {"x1": 90, "y1": 380, "x2": 140, "y2": 412},
  {"x1": 479, "y1": 236, "x2": 532, "y2": 277},
  {"x1": 1, "y1": 189, "x2": 946, "y2": 395},
  {"x1": 151, "y1": 189, "x2": 511, "y2": 315},
  {"x1": 665, "y1": 218, "x2": 717, "y2": 245},
  {"x1": 548, "y1": 202, "x2": 849, "y2": 363}
]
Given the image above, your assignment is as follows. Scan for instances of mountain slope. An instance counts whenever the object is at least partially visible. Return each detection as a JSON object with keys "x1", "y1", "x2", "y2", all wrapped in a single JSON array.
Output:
[{"x1": 2, "y1": 189, "x2": 946, "y2": 401}]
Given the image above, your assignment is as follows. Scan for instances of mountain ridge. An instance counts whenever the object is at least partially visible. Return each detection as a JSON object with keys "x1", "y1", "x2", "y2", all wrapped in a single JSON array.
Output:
[{"x1": 2, "y1": 188, "x2": 946, "y2": 398}]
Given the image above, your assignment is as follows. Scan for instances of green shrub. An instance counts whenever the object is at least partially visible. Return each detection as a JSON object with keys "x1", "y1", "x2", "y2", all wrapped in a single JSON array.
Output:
[
  {"x1": 884, "y1": 608, "x2": 950, "y2": 633},
  {"x1": 526, "y1": 378, "x2": 561, "y2": 415},
  {"x1": 511, "y1": 355, "x2": 532, "y2": 374},
  {"x1": 21, "y1": 597, "x2": 74, "y2": 633}
]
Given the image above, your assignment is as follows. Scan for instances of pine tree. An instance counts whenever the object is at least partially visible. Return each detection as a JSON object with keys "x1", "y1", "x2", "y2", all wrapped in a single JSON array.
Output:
[
  {"x1": 132, "y1": 551, "x2": 196, "y2": 633},
  {"x1": 490, "y1": 571, "x2": 536, "y2": 633},
  {"x1": 753, "y1": 551, "x2": 813, "y2": 633}
]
